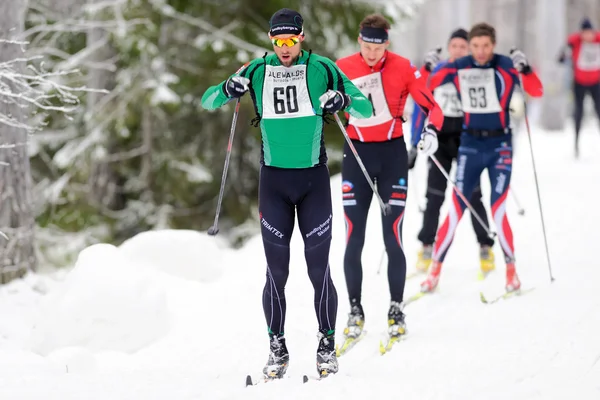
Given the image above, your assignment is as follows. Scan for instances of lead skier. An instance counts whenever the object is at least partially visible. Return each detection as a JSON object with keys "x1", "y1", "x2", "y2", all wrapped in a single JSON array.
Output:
[{"x1": 201, "y1": 8, "x2": 372, "y2": 378}]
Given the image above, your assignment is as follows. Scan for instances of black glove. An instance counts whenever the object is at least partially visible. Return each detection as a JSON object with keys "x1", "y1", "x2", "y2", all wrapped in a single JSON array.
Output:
[
  {"x1": 224, "y1": 76, "x2": 250, "y2": 98},
  {"x1": 319, "y1": 90, "x2": 350, "y2": 114},
  {"x1": 408, "y1": 147, "x2": 418, "y2": 169}
]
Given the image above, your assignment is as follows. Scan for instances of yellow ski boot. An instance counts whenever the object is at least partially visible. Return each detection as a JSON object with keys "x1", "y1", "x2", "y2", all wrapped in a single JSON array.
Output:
[
  {"x1": 416, "y1": 245, "x2": 433, "y2": 273},
  {"x1": 479, "y1": 245, "x2": 496, "y2": 279},
  {"x1": 380, "y1": 301, "x2": 406, "y2": 354},
  {"x1": 337, "y1": 304, "x2": 365, "y2": 357}
]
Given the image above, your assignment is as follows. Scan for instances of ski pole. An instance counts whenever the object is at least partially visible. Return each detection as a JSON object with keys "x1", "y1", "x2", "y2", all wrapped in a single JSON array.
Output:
[
  {"x1": 512, "y1": 56, "x2": 554, "y2": 282},
  {"x1": 409, "y1": 168, "x2": 425, "y2": 213},
  {"x1": 377, "y1": 248, "x2": 386, "y2": 275},
  {"x1": 208, "y1": 98, "x2": 241, "y2": 236},
  {"x1": 427, "y1": 153, "x2": 497, "y2": 239},
  {"x1": 510, "y1": 188, "x2": 525, "y2": 216},
  {"x1": 333, "y1": 113, "x2": 391, "y2": 216}
]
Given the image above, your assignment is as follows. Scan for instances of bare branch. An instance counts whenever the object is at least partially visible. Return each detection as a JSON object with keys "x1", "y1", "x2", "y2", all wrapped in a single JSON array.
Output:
[
  {"x1": 0, "y1": 38, "x2": 110, "y2": 133},
  {"x1": 28, "y1": 46, "x2": 118, "y2": 71}
]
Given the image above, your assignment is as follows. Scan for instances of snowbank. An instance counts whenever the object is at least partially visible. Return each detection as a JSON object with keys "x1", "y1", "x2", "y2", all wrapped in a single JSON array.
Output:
[
  {"x1": 119, "y1": 229, "x2": 225, "y2": 283},
  {"x1": 46, "y1": 346, "x2": 97, "y2": 374},
  {"x1": 30, "y1": 243, "x2": 170, "y2": 356}
]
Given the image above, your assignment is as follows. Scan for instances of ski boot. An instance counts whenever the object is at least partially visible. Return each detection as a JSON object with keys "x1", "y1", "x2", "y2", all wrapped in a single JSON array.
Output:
[
  {"x1": 337, "y1": 301, "x2": 365, "y2": 356},
  {"x1": 479, "y1": 245, "x2": 496, "y2": 276},
  {"x1": 420, "y1": 260, "x2": 442, "y2": 293},
  {"x1": 263, "y1": 334, "x2": 289, "y2": 379},
  {"x1": 505, "y1": 263, "x2": 521, "y2": 293},
  {"x1": 380, "y1": 301, "x2": 406, "y2": 354},
  {"x1": 416, "y1": 245, "x2": 433, "y2": 272},
  {"x1": 343, "y1": 302, "x2": 364, "y2": 339},
  {"x1": 387, "y1": 301, "x2": 406, "y2": 337},
  {"x1": 316, "y1": 329, "x2": 338, "y2": 377}
]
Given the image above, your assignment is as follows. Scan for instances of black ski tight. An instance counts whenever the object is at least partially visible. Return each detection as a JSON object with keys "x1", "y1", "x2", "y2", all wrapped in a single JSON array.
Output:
[
  {"x1": 342, "y1": 137, "x2": 408, "y2": 306},
  {"x1": 417, "y1": 134, "x2": 494, "y2": 247},
  {"x1": 573, "y1": 82, "x2": 600, "y2": 148},
  {"x1": 260, "y1": 165, "x2": 337, "y2": 337}
]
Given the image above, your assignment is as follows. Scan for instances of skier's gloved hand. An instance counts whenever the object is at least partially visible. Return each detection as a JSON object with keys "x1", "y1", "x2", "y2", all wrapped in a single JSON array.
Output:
[
  {"x1": 509, "y1": 48, "x2": 531, "y2": 73},
  {"x1": 418, "y1": 124, "x2": 439, "y2": 157},
  {"x1": 319, "y1": 90, "x2": 351, "y2": 114},
  {"x1": 225, "y1": 76, "x2": 250, "y2": 98},
  {"x1": 423, "y1": 47, "x2": 442, "y2": 72},
  {"x1": 408, "y1": 147, "x2": 418, "y2": 170}
]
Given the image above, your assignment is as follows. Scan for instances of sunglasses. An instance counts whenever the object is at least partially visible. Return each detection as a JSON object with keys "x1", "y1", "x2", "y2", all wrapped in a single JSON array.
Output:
[{"x1": 270, "y1": 35, "x2": 301, "y2": 48}]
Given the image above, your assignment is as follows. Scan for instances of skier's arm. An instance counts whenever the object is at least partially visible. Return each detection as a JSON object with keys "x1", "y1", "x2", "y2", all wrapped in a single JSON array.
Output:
[
  {"x1": 508, "y1": 51, "x2": 544, "y2": 98},
  {"x1": 427, "y1": 61, "x2": 457, "y2": 92},
  {"x1": 200, "y1": 81, "x2": 233, "y2": 110},
  {"x1": 558, "y1": 34, "x2": 579, "y2": 63},
  {"x1": 518, "y1": 69, "x2": 544, "y2": 98},
  {"x1": 418, "y1": 64, "x2": 431, "y2": 82},
  {"x1": 405, "y1": 62, "x2": 443, "y2": 131},
  {"x1": 325, "y1": 59, "x2": 372, "y2": 119},
  {"x1": 409, "y1": 61, "x2": 441, "y2": 146},
  {"x1": 201, "y1": 60, "x2": 259, "y2": 110},
  {"x1": 410, "y1": 103, "x2": 427, "y2": 147},
  {"x1": 557, "y1": 45, "x2": 571, "y2": 63}
]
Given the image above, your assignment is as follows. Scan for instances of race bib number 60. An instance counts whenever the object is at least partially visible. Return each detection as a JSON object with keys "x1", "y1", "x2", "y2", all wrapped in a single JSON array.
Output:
[
  {"x1": 262, "y1": 65, "x2": 314, "y2": 119},
  {"x1": 273, "y1": 86, "x2": 299, "y2": 114}
]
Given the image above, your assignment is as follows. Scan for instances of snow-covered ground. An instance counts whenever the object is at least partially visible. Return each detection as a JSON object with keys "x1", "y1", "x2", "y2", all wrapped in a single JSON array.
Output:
[{"x1": 1, "y1": 120, "x2": 600, "y2": 400}]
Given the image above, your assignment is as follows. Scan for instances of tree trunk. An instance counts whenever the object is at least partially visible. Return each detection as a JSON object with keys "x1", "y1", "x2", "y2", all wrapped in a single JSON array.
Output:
[
  {"x1": 537, "y1": 0, "x2": 567, "y2": 131},
  {"x1": 86, "y1": 0, "x2": 121, "y2": 210},
  {"x1": 0, "y1": 0, "x2": 37, "y2": 283}
]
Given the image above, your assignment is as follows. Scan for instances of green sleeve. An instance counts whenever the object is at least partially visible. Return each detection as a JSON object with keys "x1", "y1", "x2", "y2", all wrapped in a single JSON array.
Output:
[
  {"x1": 200, "y1": 59, "x2": 262, "y2": 110},
  {"x1": 339, "y1": 69, "x2": 373, "y2": 119},
  {"x1": 200, "y1": 79, "x2": 229, "y2": 110},
  {"x1": 321, "y1": 58, "x2": 372, "y2": 119}
]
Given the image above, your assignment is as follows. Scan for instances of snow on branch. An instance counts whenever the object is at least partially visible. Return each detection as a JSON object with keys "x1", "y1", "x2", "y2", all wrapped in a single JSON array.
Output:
[
  {"x1": 20, "y1": 18, "x2": 152, "y2": 39},
  {"x1": 0, "y1": 38, "x2": 108, "y2": 134},
  {"x1": 156, "y1": 4, "x2": 271, "y2": 55}
]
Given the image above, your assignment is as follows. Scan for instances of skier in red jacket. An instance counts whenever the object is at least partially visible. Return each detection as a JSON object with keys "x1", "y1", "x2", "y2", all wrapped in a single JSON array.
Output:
[
  {"x1": 558, "y1": 17, "x2": 600, "y2": 157},
  {"x1": 335, "y1": 13, "x2": 443, "y2": 350}
]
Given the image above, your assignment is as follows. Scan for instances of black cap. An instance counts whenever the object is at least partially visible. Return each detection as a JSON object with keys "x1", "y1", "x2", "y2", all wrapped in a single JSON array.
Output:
[
  {"x1": 269, "y1": 8, "x2": 304, "y2": 36},
  {"x1": 449, "y1": 28, "x2": 468, "y2": 42},
  {"x1": 581, "y1": 17, "x2": 593, "y2": 30}
]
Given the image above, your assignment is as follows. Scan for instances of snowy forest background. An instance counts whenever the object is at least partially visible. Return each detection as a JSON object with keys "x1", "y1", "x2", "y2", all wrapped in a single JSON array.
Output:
[
  {"x1": 0, "y1": 0, "x2": 412, "y2": 281},
  {"x1": 1, "y1": 0, "x2": 599, "y2": 282}
]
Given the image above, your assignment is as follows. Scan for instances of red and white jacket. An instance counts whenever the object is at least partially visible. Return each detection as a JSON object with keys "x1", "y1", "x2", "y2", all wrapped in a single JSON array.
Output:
[
  {"x1": 336, "y1": 51, "x2": 443, "y2": 142},
  {"x1": 567, "y1": 32, "x2": 600, "y2": 85}
]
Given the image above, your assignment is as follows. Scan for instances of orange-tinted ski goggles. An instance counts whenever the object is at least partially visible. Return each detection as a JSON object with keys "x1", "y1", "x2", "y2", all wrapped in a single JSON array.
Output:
[{"x1": 270, "y1": 35, "x2": 302, "y2": 47}]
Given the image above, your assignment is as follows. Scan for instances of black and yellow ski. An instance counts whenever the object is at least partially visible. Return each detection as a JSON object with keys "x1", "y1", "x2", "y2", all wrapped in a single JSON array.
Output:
[
  {"x1": 379, "y1": 334, "x2": 406, "y2": 355},
  {"x1": 479, "y1": 287, "x2": 535, "y2": 304}
]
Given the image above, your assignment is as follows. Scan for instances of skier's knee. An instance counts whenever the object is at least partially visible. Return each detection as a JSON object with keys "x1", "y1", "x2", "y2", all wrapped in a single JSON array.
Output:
[
  {"x1": 307, "y1": 264, "x2": 331, "y2": 289},
  {"x1": 266, "y1": 265, "x2": 289, "y2": 290}
]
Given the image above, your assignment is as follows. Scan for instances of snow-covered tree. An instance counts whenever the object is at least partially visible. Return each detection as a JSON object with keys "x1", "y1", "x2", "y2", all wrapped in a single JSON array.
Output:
[
  {"x1": 0, "y1": 0, "x2": 35, "y2": 282},
  {"x1": 24, "y1": 0, "x2": 414, "y2": 263},
  {"x1": 0, "y1": 0, "x2": 110, "y2": 278}
]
